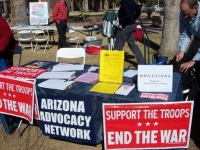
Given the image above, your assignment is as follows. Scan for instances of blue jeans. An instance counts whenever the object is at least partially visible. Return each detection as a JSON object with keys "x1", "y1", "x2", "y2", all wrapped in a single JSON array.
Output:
[
  {"x1": 0, "y1": 115, "x2": 18, "y2": 133},
  {"x1": 0, "y1": 58, "x2": 17, "y2": 133}
]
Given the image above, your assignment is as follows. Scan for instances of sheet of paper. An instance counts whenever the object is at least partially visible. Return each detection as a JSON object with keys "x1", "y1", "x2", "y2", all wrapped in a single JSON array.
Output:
[
  {"x1": 55, "y1": 63, "x2": 70, "y2": 66},
  {"x1": 115, "y1": 83, "x2": 135, "y2": 96},
  {"x1": 75, "y1": 72, "x2": 98, "y2": 83},
  {"x1": 90, "y1": 82, "x2": 121, "y2": 94},
  {"x1": 88, "y1": 66, "x2": 99, "y2": 72},
  {"x1": 99, "y1": 50, "x2": 124, "y2": 83},
  {"x1": 38, "y1": 79, "x2": 74, "y2": 90},
  {"x1": 36, "y1": 71, "x2": 75, "y2": 79},
  {"x1": 51, "y1": 64, "x2": 84, "y2": 71},
  {"x1": 124, "y1": 70, "x2": 138, "y2": 77}
]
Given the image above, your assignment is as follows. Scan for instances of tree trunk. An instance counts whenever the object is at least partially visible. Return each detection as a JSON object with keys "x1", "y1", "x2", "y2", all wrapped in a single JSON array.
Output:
[
  {"x1": 84, "y1": 0, "x2": 89, "y2": 12},
  {"x1": 10, "y1": 0, "x2": 28, "y2": 25},
  {"x1": 93, "y1": 0, "x2": 100, "y2": 12},
  {"x1": 159, "y1": 0, "x2": 180, "y2": 55}
]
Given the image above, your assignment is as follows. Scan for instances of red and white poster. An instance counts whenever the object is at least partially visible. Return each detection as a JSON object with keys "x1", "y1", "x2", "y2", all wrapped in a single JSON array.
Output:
[
  {"x1": 0, "y1": 66, "x2": 47, "y2": 79},
  {"x1": 0, "y1": 77, "x2": 35, "y2": 124},
  {"x1": 103, "y1": 102, "x2": 193, "y2": 150}
]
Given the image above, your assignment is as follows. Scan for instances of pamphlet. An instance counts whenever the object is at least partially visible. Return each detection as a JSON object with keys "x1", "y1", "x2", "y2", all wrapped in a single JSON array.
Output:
[
  {"x1": 25, "y1": 61, "x2": 49, "y2": 69},
  {"x1": 115, "y1": 83, "x2": 135, "y2": 96},
  {"x1": 75, "y1": 72, "x2": 98, "y2": 83}
]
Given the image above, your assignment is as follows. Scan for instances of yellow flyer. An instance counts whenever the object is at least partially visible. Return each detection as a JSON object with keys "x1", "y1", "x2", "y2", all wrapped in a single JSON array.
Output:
[{"x1": 99, "y1": 50, "x2": 124, "y2": 83}]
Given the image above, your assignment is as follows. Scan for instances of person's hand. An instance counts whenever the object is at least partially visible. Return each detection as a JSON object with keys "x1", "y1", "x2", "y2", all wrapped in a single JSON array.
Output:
[
  {"x1": 118, "y1": 25, "x2": 123, "y2": 30},
  {"x1": 180, "y1": 60, "x2": 195, "y2": 73},
  {"x1": 176, "y1": 51, "x2": 184, "y2": 62}
]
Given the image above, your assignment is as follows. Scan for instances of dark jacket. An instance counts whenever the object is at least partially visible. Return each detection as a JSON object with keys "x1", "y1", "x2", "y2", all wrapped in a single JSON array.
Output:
[{"x1": 118, "y1": 0, "x2": 141, "y2": 28}]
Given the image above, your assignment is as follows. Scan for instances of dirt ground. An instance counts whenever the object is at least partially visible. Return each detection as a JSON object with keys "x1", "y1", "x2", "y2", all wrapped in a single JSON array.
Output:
[{"x1": 1, "y1": 16, "x2": 200, "y2": 150}]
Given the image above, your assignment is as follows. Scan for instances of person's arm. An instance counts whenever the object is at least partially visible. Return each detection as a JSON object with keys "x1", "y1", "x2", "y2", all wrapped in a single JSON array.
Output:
[
  {"x1": 52, "y1": 4, "x2": 59, "y2": 23},
  {"x1": 179, "y1": 15, "x2": 192, "y2": 52},
  {"x1": 135, "y1": 4, "x2": 141, "y2": 19},
  {"x1": 180, "y1": 48, "x2": 200, "y2": 71},
  {"x1": 176, "y1": 14, "x2": 192, "y2": 61}
]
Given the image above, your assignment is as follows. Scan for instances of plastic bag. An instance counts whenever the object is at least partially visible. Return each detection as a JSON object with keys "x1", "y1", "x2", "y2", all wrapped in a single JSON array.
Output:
[
  {"x1": 134, "y1": 28, "x2": 144, "y2": 42},
  {"x1": 86, "y1": 45, "x2": 102, "y2": 55}
]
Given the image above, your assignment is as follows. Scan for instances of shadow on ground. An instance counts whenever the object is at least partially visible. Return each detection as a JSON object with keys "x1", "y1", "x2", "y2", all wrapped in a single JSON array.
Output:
[
  {"x1": 124, "y1": 52, "x2": 137, "y2": 68},
  {"x1": 142, "y1": 37, "x2": 160, "y2": 52},
  {"x1": 190, "y1": 92, "x2": 200, "y2": 149}
]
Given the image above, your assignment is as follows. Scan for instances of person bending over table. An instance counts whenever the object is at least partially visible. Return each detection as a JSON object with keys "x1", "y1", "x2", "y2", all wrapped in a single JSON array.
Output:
[
  {"x1": 114, "y1": 0, "x2": 145, "y2": 65},
  {"x1": 171, "y1": 0, "x2": 200, "y2": 100},
  {"x1": 52, "y1": 0, "x2": 69, "y2": 49}
]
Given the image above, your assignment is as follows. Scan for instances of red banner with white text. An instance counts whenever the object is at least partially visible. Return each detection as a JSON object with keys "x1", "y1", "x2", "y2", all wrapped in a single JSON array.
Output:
[
  {"x1": 103, "y1": 102, "x2": 193, "y2": 149},
  {"x1": 0, "y1": 77, "x2": 35, "y2": 124}
]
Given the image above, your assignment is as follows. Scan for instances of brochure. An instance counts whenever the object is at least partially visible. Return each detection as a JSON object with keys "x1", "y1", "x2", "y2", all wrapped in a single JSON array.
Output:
[{"x1": 115, "y1": 82, "x2": 135, "y2": 96}]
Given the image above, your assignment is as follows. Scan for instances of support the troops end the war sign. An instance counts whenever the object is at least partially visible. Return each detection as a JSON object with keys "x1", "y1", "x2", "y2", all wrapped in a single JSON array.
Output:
[
  {"x1": 103, "y1": 102, "x2": 193, "y2": 150},
  {"x1": 0, "y1": 77, "x2": 35, "y2": 124}
]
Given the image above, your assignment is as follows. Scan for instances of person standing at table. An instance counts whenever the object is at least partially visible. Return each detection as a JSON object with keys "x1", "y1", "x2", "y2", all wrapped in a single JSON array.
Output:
[
  {"x1": 114, "y1": 0, "x2": 145, "y2": 65},
  {"x1": 0, "y1": 15, "x2": 18, "y2": 67},
  {"x1": 52, "y1": 0, "x2": 69, "y2": 49}
]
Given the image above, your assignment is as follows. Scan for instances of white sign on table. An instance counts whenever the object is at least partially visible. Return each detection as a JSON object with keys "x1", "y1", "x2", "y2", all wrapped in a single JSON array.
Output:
[{"x1": 138, "y1": 65, "x2": 173, "y2": 92}]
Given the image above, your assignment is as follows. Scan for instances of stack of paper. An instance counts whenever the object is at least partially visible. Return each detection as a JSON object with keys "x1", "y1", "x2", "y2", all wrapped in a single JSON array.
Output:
[
  {"x1": 38, "y1": 79, "x2": 74, "y2": 90},
  {"x1": 36, "y1": 71, "x2": 75, "y2": 79},
  {"x1": 124, "y1": 70, "x2": 138, "y2": 77},
  {"x1": 51, "y1": 63, "x2": 84, "y2": 71},
  {"x1": 75, "y1": 72, "x2": 98, "y2": 83}
]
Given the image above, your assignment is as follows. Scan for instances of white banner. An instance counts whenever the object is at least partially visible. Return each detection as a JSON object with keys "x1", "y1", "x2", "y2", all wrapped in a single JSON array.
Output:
[{"x1": 138, "y1": 65, "x2": 173, "y2": 92}]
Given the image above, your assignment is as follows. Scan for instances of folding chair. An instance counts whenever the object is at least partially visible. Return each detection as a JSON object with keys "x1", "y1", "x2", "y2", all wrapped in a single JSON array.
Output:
[
  {"x1": 56, "y1": 48, "x2": 85, "y2": 64},
  {"x1": 17, "y1": 29, "x2": 33, "y2": 51},
  {"x1": 14, "y1": 45, "x2": 22, "y2": 66},
  {"x1": 32, "y1": 29, "x2": 50, "y2": 52},
  {"x1": 67, "y1": 28, "x2": 80, "y2": 48}
]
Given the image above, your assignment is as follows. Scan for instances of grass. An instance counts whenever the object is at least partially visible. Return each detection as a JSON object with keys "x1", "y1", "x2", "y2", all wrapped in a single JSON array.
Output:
[{"x1": 13, "y1": 21, "x2": 163, "y2": 67}]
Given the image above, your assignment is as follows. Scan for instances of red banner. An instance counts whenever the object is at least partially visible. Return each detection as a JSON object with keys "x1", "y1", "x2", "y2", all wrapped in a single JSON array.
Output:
[
  {"x1": 0, "y1": 66, "x2": 47, "y2": 79},
  {"x1": 0, "y1": 77, "x2": 35, "y2": 124},
  {"x1": 103, "y1": 102, "x2": 193, "y2": 149}
]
